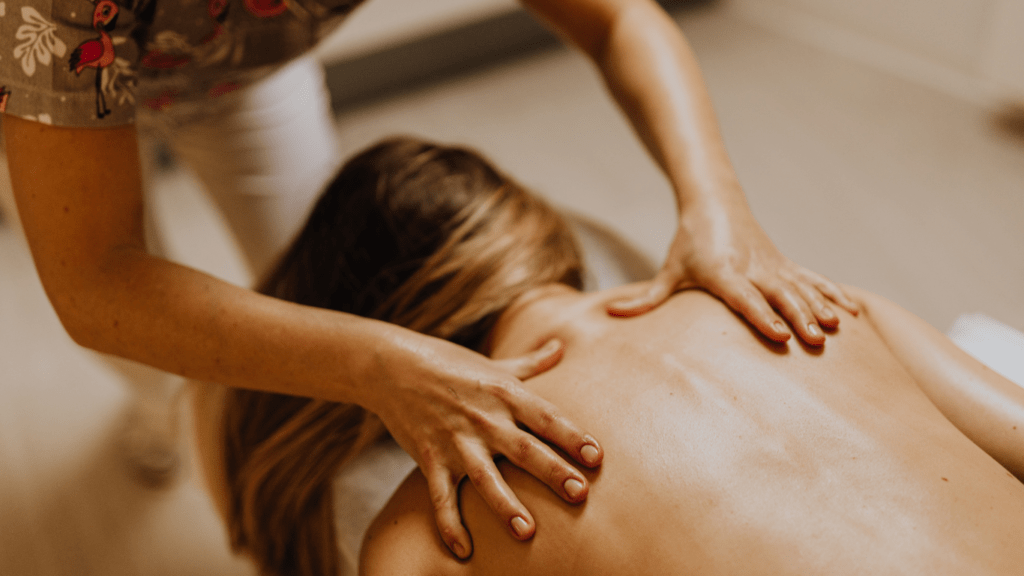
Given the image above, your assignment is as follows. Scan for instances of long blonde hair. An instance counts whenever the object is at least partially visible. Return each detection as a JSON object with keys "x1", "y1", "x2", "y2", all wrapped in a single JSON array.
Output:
[{"x1": 222, "y1": 137, "x2": 583, "y2": 576}]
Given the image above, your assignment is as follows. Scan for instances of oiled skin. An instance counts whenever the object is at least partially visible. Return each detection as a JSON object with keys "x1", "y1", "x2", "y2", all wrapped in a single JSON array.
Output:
[{"x1": 362, "y1": 285, "x2": 1024, "y2": 576}]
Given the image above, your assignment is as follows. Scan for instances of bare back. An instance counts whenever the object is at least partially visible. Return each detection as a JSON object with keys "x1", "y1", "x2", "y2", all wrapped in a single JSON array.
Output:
[{"x1": 362, "y1": 284, "x2": 1024, "y2": 576}]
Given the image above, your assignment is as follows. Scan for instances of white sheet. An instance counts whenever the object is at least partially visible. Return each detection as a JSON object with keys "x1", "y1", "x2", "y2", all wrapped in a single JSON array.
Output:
[
  {"x1": 332, "y1": 438, "x2": 417, "y2": 576},
  {"x1": 947, "y1": 313, "x2": 1024, "y2": 388}
]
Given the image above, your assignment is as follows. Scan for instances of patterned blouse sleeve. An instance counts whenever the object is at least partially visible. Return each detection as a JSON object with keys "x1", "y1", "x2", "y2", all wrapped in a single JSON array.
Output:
[{"x1": 0, "y1": 0, "x2": 142, "y2": 126}]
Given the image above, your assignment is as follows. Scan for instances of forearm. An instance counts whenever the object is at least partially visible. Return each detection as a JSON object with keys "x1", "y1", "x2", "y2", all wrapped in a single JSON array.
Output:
[
  {"x1": 593, "y1": 0, "x2": 743, "y2": 212},
  {"x1": 52, "y1": 247, "x2": 399, "y2": 405},
  {"x1": 4, "y1": 116, "x2": 396, "y2": 407}
]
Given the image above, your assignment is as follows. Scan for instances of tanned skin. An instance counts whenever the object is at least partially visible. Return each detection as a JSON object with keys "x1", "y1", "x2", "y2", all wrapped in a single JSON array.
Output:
[
  {"x1": 362, "y1": 284, "x2": 1024, "y2": 576},
  {"x1": 4, "y1": 0, "x2": 859, "y2": 557}
]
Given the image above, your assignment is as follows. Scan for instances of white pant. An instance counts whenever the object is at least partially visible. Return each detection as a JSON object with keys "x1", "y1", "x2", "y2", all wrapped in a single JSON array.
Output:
[
  {"x1": 141, "y1": 55, "x2": 342, "y2": 279},
  {"x1": 112, "y1": 55, "x2": 341, "y2": 440}
]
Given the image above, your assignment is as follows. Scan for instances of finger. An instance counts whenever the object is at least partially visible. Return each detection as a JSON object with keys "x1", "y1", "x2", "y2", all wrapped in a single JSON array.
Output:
[
  {"x1": 512, "y1": 392, "x2": 603, "y2": 468},
  {"x1": 760, "y1": 280, "x2": 825, "y2": 346},
  {"x1": 813, "y1": 277, "x2": 860, "y2": 316},
  {"x1": 711, "y1": 275, "x2": 792, "y2": 342},
  {"x1": 502, "y1": 428, "x2": 590, "y2": 504},
  {"x1": 792, "y1": 280, "x2": 839, "y2": 329},
  {"x1": 424, "y1": 465, "x2": 473, "y2": 559},
  {"x1": 492, "y1": 338, "x2": 564, "y2": 381},
  {"x1": 606, "y1": 271, "x2": 679, "y2": 317},
  {"x1": 461, "y1": 444, "x2": 536, "y2": 541}
]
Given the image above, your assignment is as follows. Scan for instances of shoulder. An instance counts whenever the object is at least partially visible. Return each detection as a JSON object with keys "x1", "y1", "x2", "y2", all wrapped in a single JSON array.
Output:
[{"x1": 360, "y1": 470, "x2": 468, "y2": 576}]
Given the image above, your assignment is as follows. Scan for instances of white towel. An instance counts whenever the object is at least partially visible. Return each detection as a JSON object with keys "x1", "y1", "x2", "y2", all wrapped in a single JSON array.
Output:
[
  {"x1": 947, "y1": 313, "x2": 1024, "y2": 388},
  {"x1": 332, "y1": 439, "x2": 417, "y2": 576}
]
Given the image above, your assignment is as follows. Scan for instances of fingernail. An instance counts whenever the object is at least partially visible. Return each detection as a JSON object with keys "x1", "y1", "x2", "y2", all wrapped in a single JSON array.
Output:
[
  {"x1": 564, "y1": 478, "x2": 584, "y2": 499},
  {"x1": 511, "y1": 516, "x2": 529, "y2": 538},
  {"x1": 820, "y1": 307, "x2": 835, "y2": 320},
  {"x1": 581, "y1": 443, "x2": 600, "y2": 465},
  {"x1": 452, "y1": 541, "x2": 467, "y2": 558},
  {"x1": 807, "y1": 323, "x2": 822, "y2": 337},
  {"x1": 773, "y1": 321, "x2": 787, "y2": 334}
]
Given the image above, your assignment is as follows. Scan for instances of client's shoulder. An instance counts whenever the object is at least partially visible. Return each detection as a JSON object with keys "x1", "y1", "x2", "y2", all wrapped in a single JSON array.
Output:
[{"x1": 361, "y1": 471, "x2": 469, "y2": 576}]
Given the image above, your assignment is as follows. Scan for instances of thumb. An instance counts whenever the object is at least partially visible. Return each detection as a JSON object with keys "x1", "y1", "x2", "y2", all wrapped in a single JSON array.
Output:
[
  {"x1": 493, "y1": 338, "x2": 564, "y2": 380},
  {"x1": 606, "y1": 273, "x2": 677, "y2": 317}
]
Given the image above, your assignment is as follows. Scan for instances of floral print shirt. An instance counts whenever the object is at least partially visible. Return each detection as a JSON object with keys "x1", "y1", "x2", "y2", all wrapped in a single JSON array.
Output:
[{"x1": 0, "y1": 0, "x2": 363, "y2": 126}]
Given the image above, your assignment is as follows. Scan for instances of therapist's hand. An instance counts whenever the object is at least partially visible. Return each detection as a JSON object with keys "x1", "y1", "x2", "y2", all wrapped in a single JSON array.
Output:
[
  {"x1": 607, "y1": 202, "x2": 859, "y2": 345},
  {"x1": 367, "y1": 329, "x2": 602, "y2": 559}
]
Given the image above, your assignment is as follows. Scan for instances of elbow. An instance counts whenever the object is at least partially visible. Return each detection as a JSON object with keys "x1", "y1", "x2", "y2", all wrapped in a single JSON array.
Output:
[
  {"x1": 37, "y1": 271, "x2": 117, "y2": 354},
  {"x1": 34, "y1": 246, "x2": 148, "y2": 354},
  {"x1": 48, "y1": 291, "x2": 104, "y2": 351}
]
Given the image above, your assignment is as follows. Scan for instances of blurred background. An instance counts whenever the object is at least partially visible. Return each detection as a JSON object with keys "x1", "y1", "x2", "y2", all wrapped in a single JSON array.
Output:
[{"x1": 1, "y1": 0, "x2": 1022, "y2": 573}]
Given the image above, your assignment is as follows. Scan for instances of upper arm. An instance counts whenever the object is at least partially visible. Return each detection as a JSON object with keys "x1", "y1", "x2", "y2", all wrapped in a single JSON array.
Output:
[
  {"x1": 847, "y1": 285, "x2": 1024, "y2": 480},
  {"x1": 3, "y1": 115, "x2": 145, "y2": 329},
  {"x1": 360, "y1": 472, "x2": 461, "y2": 576}
]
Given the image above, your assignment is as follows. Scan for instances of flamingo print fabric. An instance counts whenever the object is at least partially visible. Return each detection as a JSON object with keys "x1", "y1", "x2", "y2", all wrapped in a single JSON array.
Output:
[{"x1": 0, "y1": 0, "x2": 365, "y2": 126}]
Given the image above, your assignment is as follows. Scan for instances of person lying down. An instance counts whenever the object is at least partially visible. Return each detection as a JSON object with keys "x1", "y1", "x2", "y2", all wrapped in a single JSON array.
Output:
[{"x1": 201, "y1": 137, "x2": 1024, "y2": 576}]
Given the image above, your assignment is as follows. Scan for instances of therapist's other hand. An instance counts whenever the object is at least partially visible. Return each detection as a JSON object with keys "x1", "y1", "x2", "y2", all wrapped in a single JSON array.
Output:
[
  {"x1": 607, "y1": 203, "x2": 859, "y2": 345},
  {"x1": 369, "y1": 331, "x2": 602, "y2": 560}
]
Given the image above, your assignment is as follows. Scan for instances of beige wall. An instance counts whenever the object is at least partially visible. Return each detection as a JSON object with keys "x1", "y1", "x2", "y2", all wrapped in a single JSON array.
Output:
[
  {"x1": 982, "y1": 0, "x2": 1024, "y2": 94},
  {"x1": 727, "y1": 0, "x2": 1024, "y2": 102},
  {"x1": 315, "y1": 0, "x2": 518, "y2": 62}
]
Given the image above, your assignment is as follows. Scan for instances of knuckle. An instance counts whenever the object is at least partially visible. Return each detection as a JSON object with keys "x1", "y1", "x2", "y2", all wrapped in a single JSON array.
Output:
[
  {"x1": 741, "y1": 282, "x2": 765, "y2": 301},
  {"x1": 467, "y1": 411, "x2": 503, "y2": 439},
  {"x1": 463, "y1": 405, "x2": 491, "y2": 428},
  {"x1": 439, "y1": 525, "x2": 460, "y2": 542},
  {"x1": 481, "y1": 376, "x2": 515, "y2": 401},
  {"x1": 548, "y1": 460, "x2": 567, "y2": 483},
  {"x1": 778, "y1": 288, "x2": 803, "y2": 310},
  {"x1": 818, "y1": 283, "x2": 839, "y2": 298},
  {"x1": 494, "y1": 380, "x2": 521, "y2": 405},
  {"x1": 511, "y1": 435, "x2": 534, "y2": 462},
  {"x1": 745, "y1": 279, "x2": 774, "y2": 299},
  {"x1": 776, "y1": 281, "x2": 800, "y2": 300},
  {"x1": 419, "y1": 443, "x2": 440, "y2": 467},
  {"x1": 777, "y1": 266, "x2": 799, "y2": 283},
  {"x1": 536, "y1": 409, "x2": 556, "y2": 430},
  {"x1": 466, "y1": 465, "x2": 491, "y2": 487},
  {"x1": 797, "y1": 288, "x2": 822, "y2": 308},
  {"x1": 702, "y1": 267, "x2": 736, "y2": 291},
  {"x1": 431, "y1": 488, "x2": 454, "y2": 511},
  {"x1": 801, "y1": 269, "x2": 827, "y2": 284}
]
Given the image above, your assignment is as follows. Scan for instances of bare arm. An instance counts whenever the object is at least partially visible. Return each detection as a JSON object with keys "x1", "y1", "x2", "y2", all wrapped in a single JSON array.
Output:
[
  {"x1": 519, "y1": 0, "x2": 858, "y2": 344},
  {"x1": 850, "y1": 286, "x2": 1024, "y2": 481},
  {"x1": 5, "y1": 116, "x2": 395, "y2": 401},
  {"x1": 4, "y1": 116, "x2": 602, "y2": 556}
]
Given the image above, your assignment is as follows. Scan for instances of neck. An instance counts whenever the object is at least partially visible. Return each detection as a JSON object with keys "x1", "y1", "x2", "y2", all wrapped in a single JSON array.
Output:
[{"x1": 483, "y1": 283, "x2": 580, "y2": 357}]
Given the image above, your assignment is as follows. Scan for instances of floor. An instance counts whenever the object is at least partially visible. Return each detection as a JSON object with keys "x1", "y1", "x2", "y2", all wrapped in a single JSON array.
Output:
[{"x1": 1, "y1": 4, "x2": 1022, "y2": 575}]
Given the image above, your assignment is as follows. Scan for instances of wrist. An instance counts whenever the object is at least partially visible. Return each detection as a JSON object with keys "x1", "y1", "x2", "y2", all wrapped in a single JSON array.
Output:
[
  {"x1": 676, "y1": 181, "x2": 748, "y2": 221},
  {"x1": 672, "y1": 170, "x2": 745, "y2": 215},
  {"x1": 355, "y1": 320, "x2": 424, "y2": 413}
]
